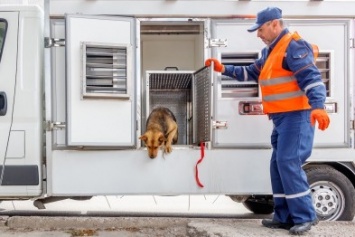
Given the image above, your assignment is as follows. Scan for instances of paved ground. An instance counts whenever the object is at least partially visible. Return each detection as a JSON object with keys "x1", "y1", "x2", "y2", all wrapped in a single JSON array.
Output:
[
  {"x1": 0, "y1": 196, "x2": 353, "y2": 236},
  {"x1": 0, "y1": 216, "x2": 354, "y2": 236}
]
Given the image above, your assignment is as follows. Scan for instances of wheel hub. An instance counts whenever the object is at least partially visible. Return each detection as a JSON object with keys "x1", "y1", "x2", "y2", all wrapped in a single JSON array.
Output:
[{"x1": 311, "y1": 182, "x2": 341, "y2": 220}]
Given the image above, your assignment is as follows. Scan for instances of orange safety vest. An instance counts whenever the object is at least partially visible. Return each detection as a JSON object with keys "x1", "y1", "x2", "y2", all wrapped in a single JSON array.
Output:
[{"x1": 259, "y1": 32, "x2": 318, "y2": 114}]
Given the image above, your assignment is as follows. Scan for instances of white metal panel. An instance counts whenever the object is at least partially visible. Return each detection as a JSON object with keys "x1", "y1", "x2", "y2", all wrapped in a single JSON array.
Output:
[
  {"x1": 287, "y1": 19, "x2": 349, "y2": 146},
  {"x1": 66, "y1": 15, "x2": 136, "y2": 147},
  {"x1": 0, "y1": 6, "x2": 43, "y2": 196},
  {"x1": 50, "y1": 147, "x2": 355, "y2": 195},
  {"x1": 0, "y1": 12, "x2": 18, "y2": 168},
  {"x1": 211, "y1": 19, "x2": 272, "y2": 148},
  {"x1": 6, "y1": 131, "x2": 25, "y2": 158},
  {"x1": 50, "y1": 1, "x2": 355, "y2": 18},
  {"x1": 51, "y1": 149, "x2": 272, "y2": 195}
]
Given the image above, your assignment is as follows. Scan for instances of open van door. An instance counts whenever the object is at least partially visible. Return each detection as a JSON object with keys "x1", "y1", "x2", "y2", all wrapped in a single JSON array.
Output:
[{"x1": 65, "y1": 15, "x2": 136, "y2": 147}]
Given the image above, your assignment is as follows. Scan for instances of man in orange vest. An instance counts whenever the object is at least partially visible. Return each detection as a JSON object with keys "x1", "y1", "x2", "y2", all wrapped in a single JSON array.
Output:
[{"x1": 205, "y1": 7, "x2": 330, "y2": 235}]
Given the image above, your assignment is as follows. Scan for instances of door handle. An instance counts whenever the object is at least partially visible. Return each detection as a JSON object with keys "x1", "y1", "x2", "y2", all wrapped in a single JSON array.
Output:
[
  {"x1": 324, "y1": 102, "x2": 337, "y2": 113},
  {"x1": 239, "y1": 101, "x2": 264, "y2": 115},
  {"x1": 0, "y1": 91, "x2": 7, "y2": 116}
]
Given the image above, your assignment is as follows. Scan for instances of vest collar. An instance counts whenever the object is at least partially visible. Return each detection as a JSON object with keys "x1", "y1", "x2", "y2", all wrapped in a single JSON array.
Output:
[{"x1": 268, "y1": 28, "x2": 289, "y2": 53}]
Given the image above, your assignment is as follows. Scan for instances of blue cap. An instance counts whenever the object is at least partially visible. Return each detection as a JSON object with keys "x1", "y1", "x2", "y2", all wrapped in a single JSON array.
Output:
[{"x1": 247, "y1": 7, "x2": 282, "y2": 32}]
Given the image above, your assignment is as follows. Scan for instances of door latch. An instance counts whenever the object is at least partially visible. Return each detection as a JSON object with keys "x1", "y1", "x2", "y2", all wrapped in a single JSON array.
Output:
[
  {"x1": 239, "y1": 101, "x2": 264, "y2": 115},
  {"x1": 208, "y1": 38, "x2": 228, "y2": 47},
  {"x1": 324, "y1": 102, "x2": 337, "y2": 113},
  {"x1": 212, "y1": 120, "x2": 227, "y2": 129}
]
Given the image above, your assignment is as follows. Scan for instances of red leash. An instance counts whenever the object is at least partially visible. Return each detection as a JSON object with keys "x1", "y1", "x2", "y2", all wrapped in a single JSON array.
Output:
[{"x1": 195, "y1": 142, "x2": 205, "y2": 188}]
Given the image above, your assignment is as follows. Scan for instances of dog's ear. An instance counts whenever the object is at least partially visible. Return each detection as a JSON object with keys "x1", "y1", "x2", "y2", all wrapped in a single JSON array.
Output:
[
  {"x1": 139, "y1": 135, "x2": 148, "y2": 142},
  {"x1": 158, "y1": 134, "x2": 165, "y2": 145}
]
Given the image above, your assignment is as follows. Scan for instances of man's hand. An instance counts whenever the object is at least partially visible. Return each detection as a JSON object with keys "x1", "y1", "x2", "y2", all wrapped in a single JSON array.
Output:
[
  {"x1": 205, "y1": 58, "x2": 224, "y2": 72},
  {"x1": 310, "y1": 109, "x2": 330, "y2": 130}
]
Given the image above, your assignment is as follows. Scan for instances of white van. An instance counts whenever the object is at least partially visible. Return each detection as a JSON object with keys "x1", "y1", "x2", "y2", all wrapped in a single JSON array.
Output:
[{"x1": 0, "y1": 0, "x2": 354, "y2": 221}]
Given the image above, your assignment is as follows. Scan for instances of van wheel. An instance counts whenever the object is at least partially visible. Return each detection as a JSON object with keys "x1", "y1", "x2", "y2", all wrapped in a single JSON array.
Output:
[
  {"x1": 306, "y1": 165, "x2": 355, "y2": 221},
  {"x1": 241, "y1": 196, "x2": 274, "y2": 215}
]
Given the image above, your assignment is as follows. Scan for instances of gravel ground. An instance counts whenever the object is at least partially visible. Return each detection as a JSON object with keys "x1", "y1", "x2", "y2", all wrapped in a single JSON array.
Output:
[{"x1": 0, "y1": 216, "x2": 354, "y2": 237}]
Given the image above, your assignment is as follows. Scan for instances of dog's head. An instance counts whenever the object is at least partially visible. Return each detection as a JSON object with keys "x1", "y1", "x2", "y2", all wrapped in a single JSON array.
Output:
[{"x1": 139, "y1": 130, "x2": 165, "y2": 159}]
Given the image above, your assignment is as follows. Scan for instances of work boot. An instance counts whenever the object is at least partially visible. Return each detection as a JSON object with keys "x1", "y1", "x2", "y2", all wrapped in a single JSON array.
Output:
[
  {"x1": 289, "y1": 218, "x2": 319, "y2": 235},
  {"x1": 261, "y1": 219, "x2": 294, "y2": 230}
]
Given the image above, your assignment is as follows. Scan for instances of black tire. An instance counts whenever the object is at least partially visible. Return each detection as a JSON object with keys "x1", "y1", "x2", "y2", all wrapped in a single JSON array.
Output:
[
  {"x1": 306, "y1": 165, "x2": 355, "y2": 221},
  {"x1": 242, "y1": 196, "x2": 274, "y2": 215}
]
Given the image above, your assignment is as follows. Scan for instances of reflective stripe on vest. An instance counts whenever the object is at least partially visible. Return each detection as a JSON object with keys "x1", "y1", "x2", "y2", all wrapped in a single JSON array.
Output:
[
  {"x1": 259, "y1": 75, "x2": 296, "y2": 86},
  {"x1": 259, "y1": 32, "x2": 312, "y2": 113},
  {"x1": 260, "y1": 75, "x2": 306, "y2": 101},
  {"x1": 263, "y1": 90, "x2": 305, "y2": 102}
]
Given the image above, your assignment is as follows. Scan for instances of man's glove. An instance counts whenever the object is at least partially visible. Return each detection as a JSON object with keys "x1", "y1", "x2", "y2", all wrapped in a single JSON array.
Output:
[
  {"x1": 205, "y1": 58, "x2": 224, "y2": 72},
  {"x1": 310, "y1": 109, "x2": 330, "y2": 131}
]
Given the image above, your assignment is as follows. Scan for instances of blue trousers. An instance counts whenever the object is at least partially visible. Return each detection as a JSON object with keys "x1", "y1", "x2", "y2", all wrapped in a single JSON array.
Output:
[{"x1": 269, "y1": 110, "x2": 317, "y2": 224}]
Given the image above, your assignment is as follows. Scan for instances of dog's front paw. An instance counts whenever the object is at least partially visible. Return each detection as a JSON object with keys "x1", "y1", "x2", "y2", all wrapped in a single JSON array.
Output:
[{"x1": 165, "y1": 145, "x2": 172, "y2": 154}]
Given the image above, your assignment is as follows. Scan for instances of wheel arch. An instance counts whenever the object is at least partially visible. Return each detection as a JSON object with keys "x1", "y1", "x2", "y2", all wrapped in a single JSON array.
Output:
[{"x1": 303, "y1": 162, "x2": 355, "y2": 189}]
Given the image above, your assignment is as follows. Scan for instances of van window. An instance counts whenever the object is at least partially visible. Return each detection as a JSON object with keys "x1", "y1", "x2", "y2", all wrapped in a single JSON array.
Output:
[{"x1": 0, "y1": 20, "x2": 7, "y2": 62}]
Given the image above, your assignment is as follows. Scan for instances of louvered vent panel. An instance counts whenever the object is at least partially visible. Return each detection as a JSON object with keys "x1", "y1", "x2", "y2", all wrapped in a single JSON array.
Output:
[
  {"x1": 220, "y1": 53, "x2": 259, "y2": 98},
  {"x1": 315, "y1": 52, "x2": 331, "y2": 97},
  {"x1": 82, "y1": 43, "x2": 130, "y2": 99},
  {"x1": 149, "y1": 73, "x2": 192, "y2": 90},
  {"x1": 193, "y1": 67, "x2": 211, "y2": 143}
]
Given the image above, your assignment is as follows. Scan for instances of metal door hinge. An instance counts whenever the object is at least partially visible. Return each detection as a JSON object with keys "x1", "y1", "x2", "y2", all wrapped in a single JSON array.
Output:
[
  {"x1": 212, "y1": 120, "x2": 228, "y2": 129},
  {"x1": 208, "y1": 38, "x2": 227, "y2": 47},
  {"x1": 45, "y1": 37, "x2": 65, "y2": 48},
  {"x1": 351, "y1": 120, "x2": 355, "y2": 130},
  {"x1": 350, "y1": 38, "x2": 355, "y2": 49},
  {"x1": 46, "y1": 121, "x2": 66, "y2": 131}
]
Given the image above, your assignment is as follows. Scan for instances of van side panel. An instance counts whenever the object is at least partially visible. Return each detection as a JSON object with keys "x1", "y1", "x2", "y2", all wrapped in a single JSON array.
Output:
[{"x1": 0, "y1": 7, "x2": 43, "y2": 197}]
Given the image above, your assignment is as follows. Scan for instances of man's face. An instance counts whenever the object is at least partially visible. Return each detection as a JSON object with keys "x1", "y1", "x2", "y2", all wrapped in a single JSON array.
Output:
[{"x1": 256, "y1": 20, "x2": 279, "y2": 46}]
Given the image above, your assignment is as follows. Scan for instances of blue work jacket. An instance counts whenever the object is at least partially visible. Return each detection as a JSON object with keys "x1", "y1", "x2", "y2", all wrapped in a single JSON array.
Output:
[{"x1": 223, "y1": 28, "x2": 326, "y2": 110}]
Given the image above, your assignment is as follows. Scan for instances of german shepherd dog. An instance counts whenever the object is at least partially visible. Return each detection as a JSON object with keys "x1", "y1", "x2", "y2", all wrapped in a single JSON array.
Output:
[{"x1": 139, "y1": 107, "x2": 178, "y2": 159}]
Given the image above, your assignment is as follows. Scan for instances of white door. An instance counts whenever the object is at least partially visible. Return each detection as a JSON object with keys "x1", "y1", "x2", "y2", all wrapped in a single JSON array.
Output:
[
  {"x1": 287, "y1": 19, "x2": 349, "y2": 147},
  {"x1": 65, "y1": 15, "x2": 136, "y2": 147},
  {"x1": 211, "y1": 19, "x2": 349, "y2": 148},
  {"x1": 211, "y1": 19, "x2": 271, "y2": 148},
  {"x1": 0, "y1": 13, "x2": 18, "y2": 177},
  {"x1": 193, "y1": 66, "x2": 213, "y2": 145}
]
